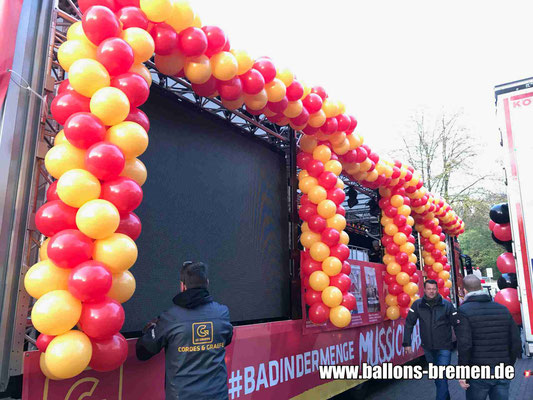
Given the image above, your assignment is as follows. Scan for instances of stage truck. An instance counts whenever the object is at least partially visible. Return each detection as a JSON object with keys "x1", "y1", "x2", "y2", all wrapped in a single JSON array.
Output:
[
  {"x1": 0, "y1": 1, "x2": 467, "y2": 399},
  {"x1": 495, "y1": 78, "x2": 533, "y2": 357}
]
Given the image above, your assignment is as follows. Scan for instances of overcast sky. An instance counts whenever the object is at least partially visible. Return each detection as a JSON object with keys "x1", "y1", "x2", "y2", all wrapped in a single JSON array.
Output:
[{"x1": 193, "y1": 0, "x2": 533, "y2": 191}]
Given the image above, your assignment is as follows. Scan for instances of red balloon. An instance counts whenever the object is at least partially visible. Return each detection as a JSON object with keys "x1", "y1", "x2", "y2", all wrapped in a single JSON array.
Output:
[
  {"x1": 298, "y1": 204, "x2": 317, "y2": 222},
  {"x1": 100, "y1": 177, "x2": 143, "y2": 213},
  {"x1": 178, "y1": 27, "x2": 207, "y2": 57},
  {"x1": 111, "y1": 72, "x2": 150, "y2": 107},
  {"x1": 441, "y1": 287, "x2": 450, "y2": 297},
  {"x1": 336, "y1": 205, "x2": 345, "y2": 217},
  {"x1": 341, "y1": 261, "x2": 351, "y2": 275},
  {"x1": 336, "y1": 114, "x2": 351, "y2": 132},
  {"x1": 46, "y1": 181, "x2": 60, "y2": 202},
  {"x1": 240, "y1": 69, "x2": 265, "y2": 95},
  {"x1": 330, "y1": 244, "x2": 349, "y2": 262},
  {"x1": 36, "y1": 334, "x2": 55, "y2": 352},
  {"x1": 222, "y1": 39, "x2": 230, "y2": 52},
  {"x1": 68, "y1": 261, "x2": 113, "y2": 302},
  {"x1": 311, "y1": 86, "x2": 327, "y2": 100},
  {"x1": 286, "y1": 80, "x2": 303, "y2": 101},
  {"x1": 384, "y1": 206, "x2": 398, "y2": 218},
  {"x1": 321, "y1": 228, "x2": 340, "y2": 247},
  {"x1": 307, "y1": 214, "x2": 326, "y2": 233},
  {"x1": 79, "y1": 0, "x2": 116, "y2": 13},
  {"x1": 393, "y1": 214, "x2": 407, "y2": 227},
  {"x1": 386, "y1": 243, "x2": 400, "y2": 255},
  {"x1": 427, "y1": 270, "x2": 438, "y2": 280},
  {"x1": 253, "y1": 58, "x2": 276, "y2": 83},
  {"x1": 307, "y1": 160, "x2": 324, "y2": 178},
  {"x1": 35, "y1": 201, "x2": 78, "y2": 237},
  {"x1": 437, "y1": 278, "x2": 445, "y2": 288},
  {"x1": 347, "y1": 115, "x2": 357, "y2": 133},
  {"x1": 116, "y1": 212, "x2": 142, "y2": 240},
  {"x1": 322, "y1": 117, "x2": 338, "y2": 134},
  {"x1": 57, "y1": 79, "x2": 74, "y2": 94},
  {"x1": 318, "y1": 171, "x2": 337, "y2": 190},
  {"x1": 301, "y1": 258, "x2": 322, "y2": 276},
  {"x1": 79, "y1": 298, "x2": 125, "y2": 339},
  {"x1": 90, "y1": 333, "x2": 128, "y2": 372},
  {"x1": 201, "y1": 26, "x2": 227, "y2": 57},
  {"x1": 305, "y1": 289, "x2": 322, "y2": 306},
  {"x1": 291, "y1": 108, "x2": 310, "y2": 127},
  {"x1": 216, "y1": 77, "x2": 242, "y2": 101},
  {"x1": 493, "y1": 223, "x2": 512, "y2": 242},
  {"x1": 192, "y1": 76, "x2": 218, "y2": 97},
  {"x1": 410, "y1": 274, "x2": 419, "y2": 284},
  {"x1": 150, "y1": 23, "x2": 178, "y2": 55},
  {"x1": 268, "y1": 97, "x2": 288, "y2": 114},
  {"x1": 302, "y1": 276, "x2": 310, "y2": 289},
  {"x1": 384, "y1": 273, "x2": 396, "y2": 285},
  {"x1": 395, "y1": 252, "x2": 408, "y2": 265},
  {"x1": 402, "y1": 262, "x2": 417, "y2": 276},
  {"x1": 115, "y1": 6, "x2": 148, "y2": 30},
  {"x1": 511, "y1": 312, "x2": 522, "y2": 326},
  {"x1": 302, "y1": 93, "x2": 323, "y2": 114},
  {"x1": 125, "y1": 107, "x2": 150, "y2": 132},
  {"x1": 115, "y1": 0, "x2": 139, "y2": 7},
  {"x1": 342, "y1": 293, "x2": 356, "y2": 311},
  {"x1": 354, "y1": 147, "x2": 367, "y2": 163},
  {"x1": 400, "y1": 306, "x2": 410, "y2": 319},
  {"x1": 308, "y1": 302, "x2": 329, "y2": 324},
  {"x1": 296, "y1": 151, "x2": 312, "y2": 169},
  {"x1": 489, "y1": 220, "x2": 496, "y2": 231},
  {"x1": 381, "y1": 235, "x2": 393, "y2": 246},
  {"x1": 64, "y1": 112, "x2": 106, "y2": 149},
  {"x1": 397, "y1": 292, "x2": 411, "y2": 307},
  {"x1": 497, "y1": 252, "x2": 516, "y2": 274},
  {"x1": 399, "y1": 225, "x2": 412, "y2": 236},
  {"x1": 330, "y1": 273, "x2": 351, "y2": 293},
  {"x1": 388, "y1": 283, "x2": 403, "y2": 295},
  {"x1": 96, "y1": 38, "x2": 134, "y2": 76},
  {"x1": 327, "y1": 188, "x2": 345, "y2": 206},
  {"x1": 48, "y1": 229, "x2": 93, "y2": 269},
  {"x1": 51, "y1": 91, "x2": 91, "y2": 125},
  {"x1": 82, "y1": 6, "x2": 121, "y2": 46},
  {"x1": 85, "y1": 142, "x2": 125, "y2": 181}
]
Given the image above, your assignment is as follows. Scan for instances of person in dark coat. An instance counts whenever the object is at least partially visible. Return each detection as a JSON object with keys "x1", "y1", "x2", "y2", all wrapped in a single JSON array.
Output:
[
  {"x1": 456, "y1": 274, "x2": 521, "y2": 400},
  {"x1": 136, "y1": 261, "x2": 233, "y2": 400},
  {"x1": 403, "y1": 279, "x2": 459, "y2": 400}
]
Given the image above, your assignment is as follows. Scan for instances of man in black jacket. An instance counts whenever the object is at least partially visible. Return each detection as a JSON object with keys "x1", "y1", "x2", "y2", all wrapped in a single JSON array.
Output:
[
  {"x1": 456, "y1": 275, "x2": 521, "y2": 400},
  {"x1": 136, "y1": 261, "x2": 233, "y2": 400},
  {"x1": 403, "y1": 279, "x2": 459, "y2": 400}
]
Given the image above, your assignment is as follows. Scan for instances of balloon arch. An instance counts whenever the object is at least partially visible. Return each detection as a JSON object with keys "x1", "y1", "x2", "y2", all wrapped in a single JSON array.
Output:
[{"x1": 25, "y1": 0, "x2": 464, "y2": 381}]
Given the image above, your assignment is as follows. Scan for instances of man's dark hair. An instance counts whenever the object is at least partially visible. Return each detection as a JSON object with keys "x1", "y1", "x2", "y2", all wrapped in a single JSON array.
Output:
[
  {"x1": 424, "y1": 279, "x2": 438, "y2": 288},
  {"x1": 463, "y1": 274, "x2": 482, "y2": 292},
  {"x1": 180, "y1": 261, "x2": 208, "y2": 289}
]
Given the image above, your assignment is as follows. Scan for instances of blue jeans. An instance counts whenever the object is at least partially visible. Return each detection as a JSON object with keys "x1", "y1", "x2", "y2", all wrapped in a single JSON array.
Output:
[
  {"x1": 423, "y1": 349, "x2": 452, "y2": 400},
  {"x1": 466, "y1": 378, "x2": 511, "y2": 400}
]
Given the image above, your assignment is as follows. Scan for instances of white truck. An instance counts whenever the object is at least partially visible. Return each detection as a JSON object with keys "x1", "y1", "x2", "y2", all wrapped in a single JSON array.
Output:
[{"x1": 495, "y1": 78, "x2": 533, "y2": 356}]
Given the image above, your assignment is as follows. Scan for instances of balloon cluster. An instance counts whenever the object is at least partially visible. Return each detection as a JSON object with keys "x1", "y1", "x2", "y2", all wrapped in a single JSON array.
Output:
[
  {"x1": 27, "y1": 0, "x2": 153, "y2": 380},
  {"x1": 488, "y1": 203, "x2": 521, "y2": 324}
]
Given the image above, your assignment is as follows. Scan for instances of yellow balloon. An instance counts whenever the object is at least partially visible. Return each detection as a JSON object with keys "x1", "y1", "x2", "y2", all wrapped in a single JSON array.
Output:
[
  {"x1": 385, "y1": 294, "x2": 398, "y2": 307},
  {"x1": 66, "y1": 22, "x2": 95, "y2": 49},
  {"x1": 424, "y1": 255, "x2": 435, "y2": 265},
  {"x1": 230, "y1": 49, "x2": 253, "y2": 75},
  {"x1": 439, "y1": 270, "x2": 450, "y2": 280},
  {"x1": 166, "y1": 0, "x2": 195, "y2": 32},
  {"x1": 107, "y1": 270, "x2": 136, "y2": 303},
  {"x1": 430, "y1": 234, "x2": 441, "y2": 244},
  {"x1": 393, "y1": 232, "x2": 407, "y2": 246},
  {"x1": 384, "y1": 223, "x2": 398, "y2": 236},
  {"x1": 322, "y1": 257, "x2": 342, "y2": 276},
  {"x1": 301, "y1": 222, "x2": 310, "y2": 232},
  {"x1": 396, "y1": 272, "x2": 410, "y2": 286},
  {"x1": 390, "y1": 195, "x2": 404, "y2": 208},
  {"x1": 332, "y1": 139, "x2": 351, "y2": 156},
  {"x1": 381, "y1": 216, "x2": 393, "y2": 226},
  {"x1": 90, "y1": 87, "x2": 130, "y2": 126},
  {"x1": 335, "y1": 178, "x2": 344, "y2": 190},
  {"x1": 322, "y1": 286, "x2": 343, "y2": 307},
  {"x1": 444, "y1": 280, "x2": 452, "y2": 289},
  {"x1": 309, "y1": 271, "x2": 329, "y2": 291},
  {"x1": 45, "y1": 330, "x2": 92, "y2": 380},
  {"x1": 317, "y1": 200, "x2": 337, "y2": 219},
  {"x1": 120, "y1": 158, "x2": 147, "y2": 186},
  {"x1": 298, "y1": 176, "x2": 318, "y2": 194},
  {"x1": 386, "y1": 305, "x2": 400, "y2": 320},
  {"x1": 421, "y1": 228, "x2": 432, "y2": 238},
  {"x1": 432, "y1": 262, "x2": 444, "y2": 273},
  {"x1": 308, "y1": 186, "x2": 327, "y2": 204},
  {"x1": 300, "y1": 231, "x2": 321, "y2": 249},
  {"x1": 313, "y1": 145, "x2": 331, "y2": 163},
  {"x1": 39, "y1": 238, "x2": 50, "y2": 261},
  {"x1": 24, "y1": 260, "x2": 70, "y2": 299},
  {"x1": 276, "y1": 68, "x2": 294, "y2": 87},
  {"x1": 339, "y1": 231, "x2": 349, "y2": 246},
  {"x1": 244, "y1": 89, "x2": 268, "y2": 111},
  {"x1": 324, "y1": 160, "x2": 342, "y2": 176},
  {"x1": 383, "y1": 254, "x2": 395, "y2": 265},
  {"x1": 346, "y1": 133, "x2": 363, "y2": 150},
  {"x1": 310, "y1": 242, "x2": 330, "y2": 262},
  {"x1": 386, "y1": 262, "x2": 401, "y2": 275},
  {"x1": 93, "y1": 233, "x2": 138, "y2": 273},
  {"x1": 403, "y1": 282, "x2": 419, "y2": 296},
  {"x1": 398, "y1": 205, "x2": 411, "y2": 217},
  {"x1": 57, "y1": 169, "x2": 101, "y2": 208},
  {"x1": 300, "y1": 135, "x2": 318, "y2": 153},
  {"x1": 129, "y1": 63, "x2": 152, "y2": 86},
  {"x1": 155, "y1": 50, "x2": 186, "y2": 76},
  {"x1": 409, "y1": 254, "x2": 418, "y2": 263},
  {"x1": 298, "y1": 170, "x2": 309, "y2": 180},
  {"x1": 68, "y1": 59, "x2": 110, "y2": 97},
  {"x1": 283, "y1": 100, "x2": 303, "y2": 118},
  {"x1": 210, "y1": 51, "x2": 238, "y2": 81},
  {"x1": 329, "y1": 305, "x2": 351, "y2": 328},
  {"x1": 140, "y1": 0, "x2": 171, "y2": 22},
  {"x1": 322, "y1": 98, "x2": 339, "y2": 118},
  {"x1": 40, "y1": 353, "x2": 62, "y2": 381},
  {"x1": 121, "y1": 28, "x2": 155, "y2": 64},
  {"x1": 327, "y1": 214, "x2": 346, "y2": 231},
  {"x1": 184, "y1": 55, "x2": 212, "y2": 84},
  {"x1": 44, "y1": 143, "x2": 85, "y2": 179},
  {"x1": 58, "y1": 40, "x2": 97, "y2": 72},
  {"x1": 221, "y1": 96, "x2": 244, "y2": 110},
  {"x1": 308, "y1": 110, "x2": 326, "y2": 128},
  {"x1": 54, "y1": 130, "x2": 68, "y2": 146},
  {"x1": 329, "y1": 132, "x2": 346, "y2": 146},
  {"x1": 192, "y1": 13, "x2": 202, "y2": 28},
  {"x1": 106, "y1": 121, "x2": 149, "y2": 160},
  {"x1": 31, "y1": 290, "x2": 82, "y2": 336},
  {"x1": 76, "y1": 199, "x2": 120, "y2": 239},
  {"x1": 265, "y1": 78, "x2": 286, "y2": 103},
  {"x1": 407, "y1": 216, "x2": 415, "y2": 226}
]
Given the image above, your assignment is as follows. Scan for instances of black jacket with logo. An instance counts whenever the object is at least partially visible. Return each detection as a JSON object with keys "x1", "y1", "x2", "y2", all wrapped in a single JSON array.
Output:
[
  {"x1": 136, "y1": 288, "x2": 233, "y2": 400},
  {"x1": 455, "y1": 293, "x2": 521, "y2": 366},
  {"x1": 402, "y1": 294, "x2": 459, "y2": 350}
]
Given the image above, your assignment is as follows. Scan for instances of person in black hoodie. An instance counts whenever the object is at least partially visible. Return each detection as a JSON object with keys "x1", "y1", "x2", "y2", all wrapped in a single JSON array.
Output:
[
  {"x1": 402, "y1": 279, "x2": 459, "y2": 400},
  {"x1": 455, "y1": 274, "x2": 521, "y2": 400},
  {"x1": 136, "y1": 261, "x2": 233, "y2": 400}
]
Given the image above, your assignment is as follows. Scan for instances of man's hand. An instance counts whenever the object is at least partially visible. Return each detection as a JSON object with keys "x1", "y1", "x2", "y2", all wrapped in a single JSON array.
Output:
[
  {"x1": 459, "y1": 379, "x2": 470, "y2": 390},
  {"x1": 404, "y1": 346, "x2": 412, "y2": 355},
  {"x1": 142, "y1": 317, "x2": 159, "y2": 334}
]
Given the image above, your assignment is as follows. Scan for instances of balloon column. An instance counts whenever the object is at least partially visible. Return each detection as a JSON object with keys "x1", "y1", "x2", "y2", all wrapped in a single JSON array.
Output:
[{"x1": 488, "y1": 203, "x2": 521, "y2": 324}]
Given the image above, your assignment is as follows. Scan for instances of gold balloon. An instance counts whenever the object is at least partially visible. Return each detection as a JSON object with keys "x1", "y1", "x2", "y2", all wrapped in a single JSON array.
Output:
[
  {"x1": 155, "y1": 50, "x2": 186, "y2": 76},
  {"x1": 386, "y1": 262, "x2": 401, "y2": 275},
  {"x1": 308, "y1": 186, "x2": 327, "y2": 204},
  {"x1": 31, "y1": 290, "x2": 82, "y2": 336},
  {"x1": 140, "y1": 0, "x2": 171, "y2": 23},
  {"x1": 90, "y1": 87, "x2": 130, "y2": 126},
  {"x1": 317, "y1": 200, "x2": 337, "y2": 219},
  {"x1": 300, "y1": 231, "x2": 321, "y2": 249},
  {"x1": 300, "y1": 135, "x2": 318, "y2": 153},
  {"x1": 76, "y1": 199, "x2": 120, "y2": 239},
  {"x1": 327, "y1": 214, "x2": 346, "y2": 232},
  {"x1": 66, "y1": 22, "x2": 95, "y2": 49},
  {"x1": 231, "y1": 49, "x2": 253, "y2": 75},
  {"x1": 386, "y1": 305, "x2": 400, "y2": 320},
  {"x1": 264, "y1": 78, "x2": 286, "y2": 103},
  {"x1": 310, "y1": 242, "x2": 330, "y2": 262},
  {"x1": 107, "y1": 271, "x2": 136, "y2": 303},
  {"x1": 129, "y1": 63, "x2": 152, "y2": 86},
  {"x1": 44, "y1": 143, "x2": 86, "y2": 180},
  {"x1": 54, "y1": 130, "x2": 68, "y2": 146},
  {"x1": 322, "y1": 286, "x2": 343, "y2": 307},
  {"x1": 384, "y1": 223, "x2": 398, "y2": 236},
  {"x1": 396, "y1": 272, "x2": 410, "y2": 286},
  {"x1": 68, "y1": 59, "x2": 110, "y2": 97},
  {"x1": 324, "y1": 160, "x2": 342, "y2": 176},
  {"x1": 308, "y1": 110, "x2": 326, "y2": 128},
  {"x1": 390, "y1": 195, "x2": 404, "y2": 208},
  {"x1": 298, "y1": 176, "x2": 318, "y2": 194},
  {"x1": 40, "y1": 352, "x2": 62, "y2": 380},
  {"x1": 121, "y1": 27, "x2": 155, "y2": 64},
  {"x1": 45, "y1": 330, "x2": 92, "y2": 379},
  {"x1": 309, "y1": 271, "x2": 329, "y2": 291},
  {"x1": 57, "y1": 40, "x2": 97, "y2": 72},
  {"x1": 120, "y1": 158, "x2": 147, "y2": 186},
  {"x1": 93, "y1": 233, "x2": 138, "y2": 274},
  {"x1": 321, "y1": 98, "x2": 339, "y2": 118},
  {"x1": 329, "y1": 305, "x2": 351, "y2": 328},
  {"x1": 210, "y1": 51, "x2": 238, "y2": 81},
  {"x1": 322, "y1": 257, "x2": 342, "y2": 276},
  {"x1": 166, "y1": 0, "x2": 195, "y2": 32},
  {"x1": 184, "y1": 55, "x2": 212, "y2": 84},
  {"x1": 24, "y1": 260, "x2": 70, "y2": 299},
  {"x1": 244, "y1": 89, "x2": 268, "y2": 111},
  {"x1": 57, "y1": 169, "x2": 101, "y2": 208},
  {"x1": 39, "y1": 238, "x2": 50, "y2": 261},
  {"x1": 385, "y1": 294, "x2": 398, "y2": 307},
  {"x1": 283, "y1": 100, "x2": 303, "y2": 118},
  {"x1": 403, "y1": 282, "x2": 419, "y2": 296},
  {"x1": 106, "y1": 121, "x2": 149, "y2": 160}
]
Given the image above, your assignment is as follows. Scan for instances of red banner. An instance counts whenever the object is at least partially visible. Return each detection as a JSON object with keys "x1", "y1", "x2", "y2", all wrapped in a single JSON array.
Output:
[{"x1": 0, "y1": 0, "x2": 23, "y2": 108}]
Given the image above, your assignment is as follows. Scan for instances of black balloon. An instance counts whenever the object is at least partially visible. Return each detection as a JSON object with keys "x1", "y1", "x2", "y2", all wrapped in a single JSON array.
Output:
[
  {"x1": 491, "y1": 232, "x2": 513, "y2": 251},
  {"x1": 497, "y1": 273, "x2": 518, "y2": 290},
  {"x1": 490, "y1": 203, "x2": 510, "y2": 224}
]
